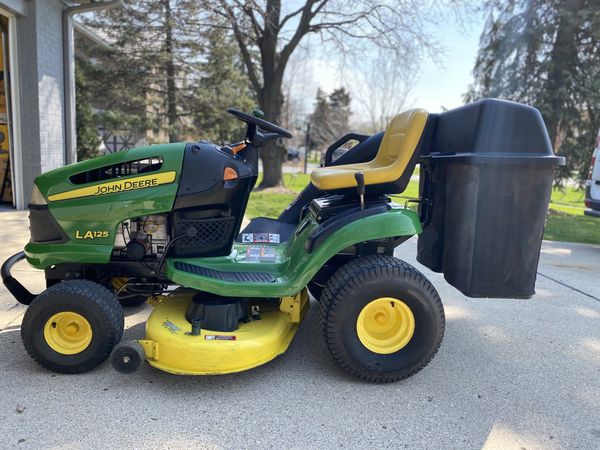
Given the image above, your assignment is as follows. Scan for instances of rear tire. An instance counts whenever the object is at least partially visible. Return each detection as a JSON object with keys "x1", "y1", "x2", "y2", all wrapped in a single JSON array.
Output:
[
  {"x1": 320, "y1": 255, "x2": 445, "y2": 383},
  {"x1": 307, "y1": 281, "x2": 324, "y2": 301},
  {"x1": 307, "y1": 263, "x2": 340, "y2": 302},
  {"x1": 21, "y1": 280, "x2": 124, "y2": 374}
]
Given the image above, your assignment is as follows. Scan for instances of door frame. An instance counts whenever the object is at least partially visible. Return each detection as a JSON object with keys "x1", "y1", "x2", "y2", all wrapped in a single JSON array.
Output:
[{"x1": 0, "y1": 5, "x2": 23, "y2": 209}]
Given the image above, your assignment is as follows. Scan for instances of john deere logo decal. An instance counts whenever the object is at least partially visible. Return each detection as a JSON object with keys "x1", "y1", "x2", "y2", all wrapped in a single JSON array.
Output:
[
  {"x1": 94, "y1": 177, "x2": 159, "y2": 195},
  {"x1": 47, "y1": 171, "x2": 177, "y2": 202}
]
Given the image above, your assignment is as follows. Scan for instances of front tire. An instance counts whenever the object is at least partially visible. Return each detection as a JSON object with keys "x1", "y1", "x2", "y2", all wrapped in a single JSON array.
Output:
[
  {"x1": 320, "y1": 255, "x2": 445, "y2": 383},
  {"x1": 21, "y1": 280, "x2": 124, "y2": 374}
]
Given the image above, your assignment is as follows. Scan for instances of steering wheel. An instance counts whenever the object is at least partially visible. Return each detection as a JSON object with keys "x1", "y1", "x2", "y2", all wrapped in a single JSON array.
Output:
[{"x1": 227, "y1": 108, "x2": 293, "y2": 139}]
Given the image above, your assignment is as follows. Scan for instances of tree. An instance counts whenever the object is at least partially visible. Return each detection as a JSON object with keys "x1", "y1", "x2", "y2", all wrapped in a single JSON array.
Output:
[
  {"x1": 75, "y1": 30, "x2": 148, "y2": 144},
  {"x1": 193, "y1": 25, "x2": 255, "y2": 144},
  {"x1": 83, "y1": 0, "x2": 205, "y2": 142},
  {"x1": 75, "y1": 62, "x2": 101, "y2": 161},
  {"x1": 208, "y1": 0, "x2": 460, "y2": 188},
  {"x1": 466, "y1": 0, "x2": 600, "y2": 184},
  {"x1": 354, "y1": 48, "x2": 416, "y2": 133},
  {"x1": 309, "y1": 87, "x2": 352, "y2": 152}
]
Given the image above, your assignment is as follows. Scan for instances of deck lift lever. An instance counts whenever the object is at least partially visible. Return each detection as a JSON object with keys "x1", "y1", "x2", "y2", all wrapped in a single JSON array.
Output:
[{"x1": 355, "y1": 171, "x2": 365, "y2": 210}]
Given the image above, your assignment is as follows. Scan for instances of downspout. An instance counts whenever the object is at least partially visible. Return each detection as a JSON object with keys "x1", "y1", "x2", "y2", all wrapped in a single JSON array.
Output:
[{"x1": 63, "y1": 0, "x2": 123, "y2": 165}]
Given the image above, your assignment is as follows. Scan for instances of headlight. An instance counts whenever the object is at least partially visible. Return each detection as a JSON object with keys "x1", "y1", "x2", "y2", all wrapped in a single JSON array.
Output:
[{"x1": 30, "y1": 184, "x2": 47, "y2": 205}]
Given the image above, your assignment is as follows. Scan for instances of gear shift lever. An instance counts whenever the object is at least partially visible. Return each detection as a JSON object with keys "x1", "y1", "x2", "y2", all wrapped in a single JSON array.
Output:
[{"x1": 354, "y1": 171, "x2": 365, "y2": 210}]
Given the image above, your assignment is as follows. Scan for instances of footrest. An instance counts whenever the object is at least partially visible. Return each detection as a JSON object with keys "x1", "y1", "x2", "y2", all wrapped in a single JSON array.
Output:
[{"x1": 174, "y1": 262, "x2": 276, "y2": 283}]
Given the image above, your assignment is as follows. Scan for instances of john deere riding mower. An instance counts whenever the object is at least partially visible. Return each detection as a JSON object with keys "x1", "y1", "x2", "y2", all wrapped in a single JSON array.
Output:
[{"x1": 2, "y1": 99, "x2": 564, "y2": 381}]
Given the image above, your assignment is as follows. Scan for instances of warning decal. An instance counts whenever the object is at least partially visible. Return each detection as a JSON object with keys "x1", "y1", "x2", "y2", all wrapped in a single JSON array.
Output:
[
  {"x1": 245, "y1": 246, "x2": 277, "y2": 262},
  {"x1": 241, "y1": 233, "x2": 280, "y2": 243},
  {"x1": 204, "y1": 335, "x2": 237, "y2": 341}
]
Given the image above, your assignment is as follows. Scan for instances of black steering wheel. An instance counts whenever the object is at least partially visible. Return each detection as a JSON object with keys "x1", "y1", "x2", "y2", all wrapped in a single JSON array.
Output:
[{"x1": 227, "y1": 108, "x2": 293, "y2": 139}]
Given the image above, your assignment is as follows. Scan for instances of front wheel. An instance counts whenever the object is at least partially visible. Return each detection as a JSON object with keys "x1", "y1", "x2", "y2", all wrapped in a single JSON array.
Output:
[
  {"x1": 320, "y1": 255, "x2": 445, "y2": 383},
  {"x1": 21, "y1": 280, "x2": 124, "y2": 374}
]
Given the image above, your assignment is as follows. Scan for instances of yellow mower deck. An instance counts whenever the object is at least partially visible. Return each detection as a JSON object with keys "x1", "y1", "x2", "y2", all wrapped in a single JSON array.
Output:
[{"x1": 138, "y1": 290, "x2": 309, "y2": 375}]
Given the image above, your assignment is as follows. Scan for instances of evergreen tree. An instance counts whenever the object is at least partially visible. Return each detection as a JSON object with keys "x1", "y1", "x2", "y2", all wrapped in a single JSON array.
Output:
[
  {"x1": 193, "y1": 26, "x2": 255, "y2": 144},
  {"x1": 82, "y1": 0, "x2": 204, "y2": 142},
  {"x1": 309, "y1": 87, "x2": 352, "y2": 152},
  {"x1": 467, "y1": 0, "x2": 600, "y2": 184},
  {"x1": 75, "y1": 62, "x2": 100, "y2": 161},
  {"x1": 75, "y1": 34, "x2": 148, "y2": 142},
  {"x1": 329, "y1": 88, "x2": 352, "y2": 134}
]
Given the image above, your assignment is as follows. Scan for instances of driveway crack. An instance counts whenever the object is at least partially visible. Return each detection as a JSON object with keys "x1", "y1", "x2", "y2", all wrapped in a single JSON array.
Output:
[{"x1": 538, "y1": 272, "x2": 600, "y2": 302}]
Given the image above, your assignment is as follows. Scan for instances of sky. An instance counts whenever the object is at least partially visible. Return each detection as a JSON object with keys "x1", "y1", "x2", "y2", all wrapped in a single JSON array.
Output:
[
  {"x1": 407, "y1": 15, "x2": 484, "y2": 112},
  {"x1": 289, "y1": 8, "x2": 486, "y2": 121}
]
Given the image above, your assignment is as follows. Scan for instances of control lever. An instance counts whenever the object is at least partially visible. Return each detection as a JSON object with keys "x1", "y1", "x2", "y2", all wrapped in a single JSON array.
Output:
[{"x1": 354, "y1": 171, "x2": 365, "y2": 211}]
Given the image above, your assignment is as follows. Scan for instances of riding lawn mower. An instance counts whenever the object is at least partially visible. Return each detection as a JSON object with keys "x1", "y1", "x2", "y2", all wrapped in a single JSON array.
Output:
[{"x1": 2, "y1": 99, "x2": 564, "y2": 382}]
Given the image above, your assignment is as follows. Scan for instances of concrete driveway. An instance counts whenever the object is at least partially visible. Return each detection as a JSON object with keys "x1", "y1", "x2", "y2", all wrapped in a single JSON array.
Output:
[{"x1": 0, "y1": 207, "x2": 598, "y2": 449}]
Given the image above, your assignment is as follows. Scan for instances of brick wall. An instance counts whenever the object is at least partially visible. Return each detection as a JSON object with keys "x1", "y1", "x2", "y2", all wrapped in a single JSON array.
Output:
[
  {"x1": 16, "y1": 0, "x2": 66, "y2": 206},
  {"x1": 36, "y1": 0, "x2": 66, "y2": 174}
]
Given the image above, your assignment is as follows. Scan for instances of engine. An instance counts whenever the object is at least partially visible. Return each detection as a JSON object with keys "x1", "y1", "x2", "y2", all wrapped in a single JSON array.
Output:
[{"x1": 114, "y1": 215, "x2": 168, "y2": 261}]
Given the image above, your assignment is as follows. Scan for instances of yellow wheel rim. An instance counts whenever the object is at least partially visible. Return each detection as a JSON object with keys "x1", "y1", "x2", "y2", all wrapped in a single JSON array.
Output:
[
  {"x1": 356, "y1": 298, "x2": 415, "y2": 354},
  {"x1": 43, "y1": 312, "x2": 93, "y2": 355}
]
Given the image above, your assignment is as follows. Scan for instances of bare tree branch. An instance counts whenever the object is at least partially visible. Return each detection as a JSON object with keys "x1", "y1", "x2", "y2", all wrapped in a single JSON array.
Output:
[
  {"x1": 237, "y1": 0, "x2": 264, "y2": 37},
  {"x1": 199, "y1": 0, "x2": 469, "y2": 187},
  {"x1": 277, "y1": 0, "x2": 322, "y2": 79},
  {"x1": 218, "y1": 0, "x2": 263, "y2": 93},
  {"x1": 279, "y1": 4, "x2": 306, "y2": 29}
]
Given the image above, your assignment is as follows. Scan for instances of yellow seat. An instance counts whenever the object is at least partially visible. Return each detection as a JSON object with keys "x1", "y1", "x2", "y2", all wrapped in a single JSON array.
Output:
[{"x1": 310, "y1": 109, "x2": 428, "y2": 191}]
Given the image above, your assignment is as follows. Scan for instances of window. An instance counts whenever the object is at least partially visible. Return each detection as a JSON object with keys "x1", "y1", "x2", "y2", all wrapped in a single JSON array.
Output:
[{"x1": 69, "y1": 157, "x2": 163, "y2": 185}]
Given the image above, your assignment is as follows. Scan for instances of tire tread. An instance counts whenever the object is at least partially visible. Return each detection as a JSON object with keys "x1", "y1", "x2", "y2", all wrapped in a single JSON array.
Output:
[
  {"x1": 21, "y1": 280, "x2": 124, "y2": 374},
  {"x1": 319, "y1": 255, "x2": 445, "y2": 383}
]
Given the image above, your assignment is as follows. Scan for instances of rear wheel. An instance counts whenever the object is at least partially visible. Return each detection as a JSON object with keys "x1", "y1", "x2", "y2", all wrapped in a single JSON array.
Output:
[
  {"x1": 320, "y1": 255, "x2": 445, "y2": 383},
  {"x1": 307, "y1": 281, "x2": 324, "y2": 301},
  {"x1": 21, "y1": 280, "x2": 124, "y2": 374},
  {"x1": 307, "y1": 262, "x2": 340, "y2": 301}
]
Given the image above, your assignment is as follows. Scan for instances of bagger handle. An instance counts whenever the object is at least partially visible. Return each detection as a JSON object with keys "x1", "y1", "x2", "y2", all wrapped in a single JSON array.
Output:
[{"x1": 1, "y1": 252, "x2": 37, "y2": 305}]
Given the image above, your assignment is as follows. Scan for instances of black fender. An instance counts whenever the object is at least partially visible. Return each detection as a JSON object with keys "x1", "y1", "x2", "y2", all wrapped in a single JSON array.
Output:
[{"x1": 304, "y1": 204, "x2": 391, "y2": 254}]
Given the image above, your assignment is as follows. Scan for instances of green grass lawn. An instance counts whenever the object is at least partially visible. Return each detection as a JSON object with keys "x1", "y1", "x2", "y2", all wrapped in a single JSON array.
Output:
[
  {"x1": 549, "y1": 185, "x2": 587, "y2": 214},
  {"x1": 247, "y1": 172, "x2": 600, "y2": 245},
  {"x1": 546, "y1": 186, "x2": 600, "y2": 244},
  {"x1": 246, "y1": 173, "x2": 310, "y2": 219},
  {"x1": 544, "y1": 214, "x2": 600, "y2": 244}
]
